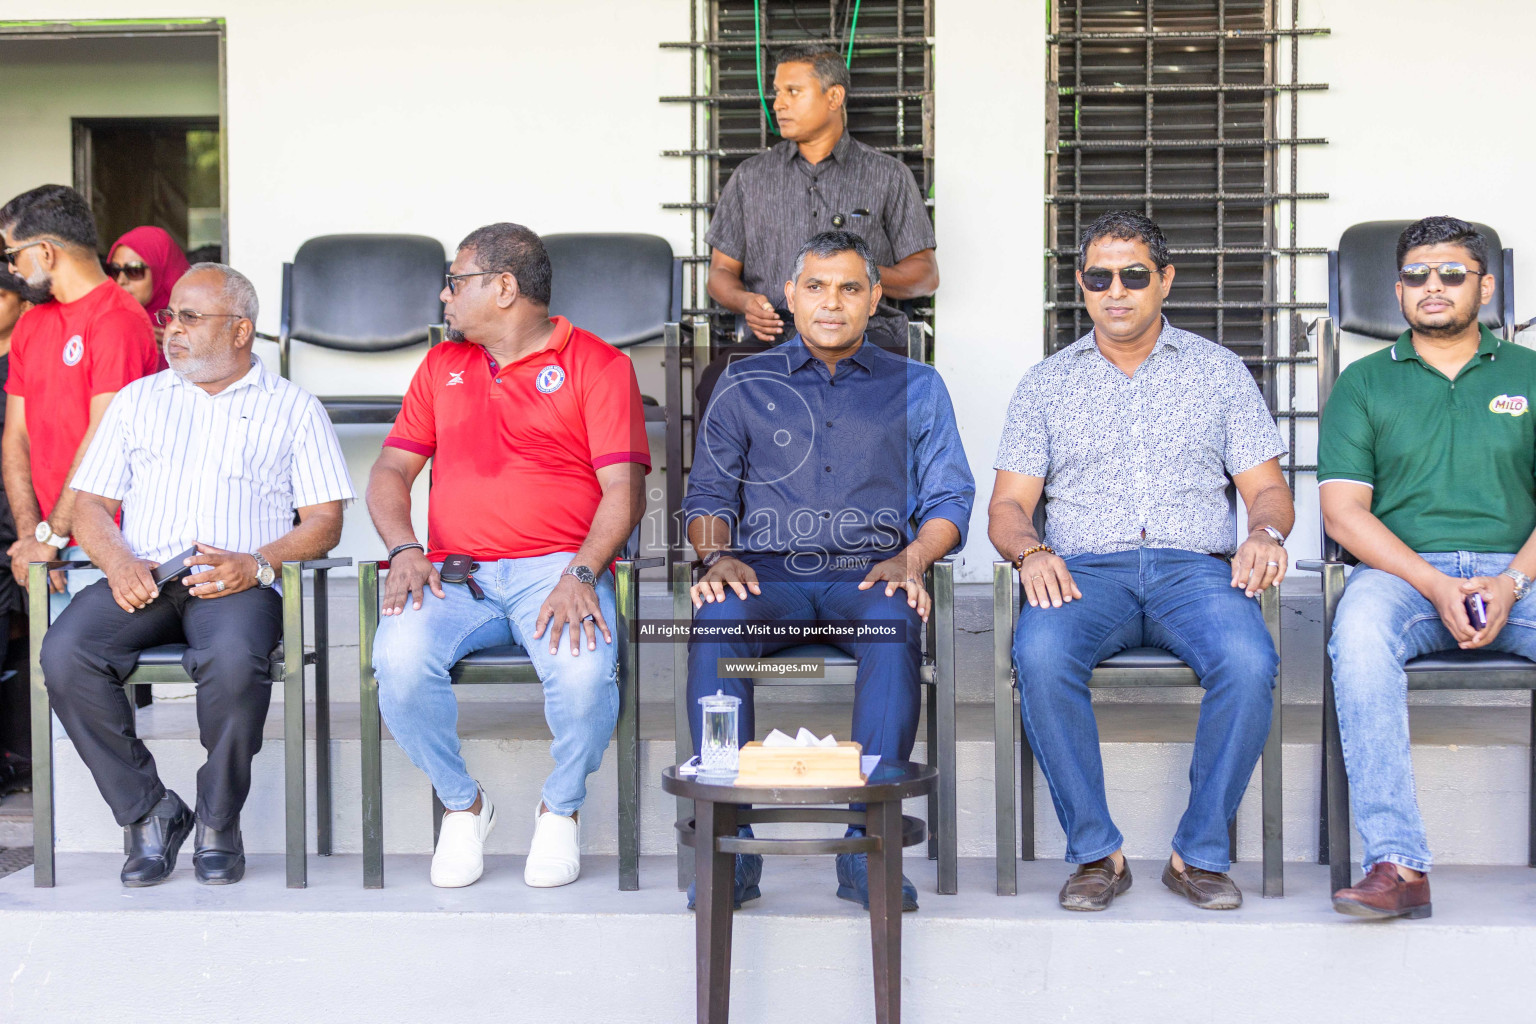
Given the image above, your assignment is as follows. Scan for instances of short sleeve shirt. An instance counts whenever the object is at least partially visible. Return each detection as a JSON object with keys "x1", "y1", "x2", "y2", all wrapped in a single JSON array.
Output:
[
  {"x1": 384, "y1": 316, "x2": 651, "y2": 561},
  {"x1": 1316, "y1": 325, "x2": 1536, "y2": 553},
  {"x1": 5, "y1": 280, "x2": 164, "y2": 525},
  {"x1": 994, "y1": 320, "x2": 1287, "y2": 557},
  {"x1": 706, "y1": 131, "x2": 935, "y2": 326}
]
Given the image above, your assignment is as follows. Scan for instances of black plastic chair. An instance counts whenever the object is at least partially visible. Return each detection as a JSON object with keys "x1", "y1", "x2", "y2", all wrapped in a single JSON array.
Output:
[
  {"x1": 544, "y1": 233, "x2": 691, "y2": 566},
  {"x1": 357, "y1": 541, "x2": 661, "y2": 891},
  {"x1": 993, "y1": 496, "x2": 1284, "y2": 897},
  {"x1": 1297, "y1": 220, "x2": 1533, "y2": 894},
  {"x1": 278, "y1": 234, "x2": 447, "y2": 424},
  {"x1": 27, "y1": 557, "x2": 349, "y2": 888},
  {"x1": 670, "y1": 558, "x2": 959, "y2": 895}
]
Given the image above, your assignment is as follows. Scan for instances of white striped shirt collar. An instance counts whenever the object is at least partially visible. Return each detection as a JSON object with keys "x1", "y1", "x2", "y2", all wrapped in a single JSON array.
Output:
[{"x1": 155, "y1": 357, "x2": 277, "y2": 394}]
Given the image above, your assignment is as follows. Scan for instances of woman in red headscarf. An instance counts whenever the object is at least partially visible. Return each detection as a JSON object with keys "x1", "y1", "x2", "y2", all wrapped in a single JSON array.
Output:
[{"x1": 107, "y1": 226, "x2": 191, "y2": 349}]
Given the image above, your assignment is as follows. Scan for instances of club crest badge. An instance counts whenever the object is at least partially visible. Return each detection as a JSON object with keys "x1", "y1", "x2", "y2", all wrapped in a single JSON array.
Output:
[
  {"x1": 535, "y1": 364, "x2": 566, "y2": 394},
  {"x1": 1490, "y1": 394, "x2": 1529, "y2": 417},
  {"x1": 62, "y1": 335, "x2": 84, "y2": 366}
]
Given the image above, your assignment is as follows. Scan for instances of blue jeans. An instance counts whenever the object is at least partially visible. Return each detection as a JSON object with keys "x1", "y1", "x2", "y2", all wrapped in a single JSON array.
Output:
[
  {"x1": 686, "y1": 555, "x2": 924, "y2": 763},
  {"x1": 372, "y1": 552, "x2": 619, "y2": 815},
  {"x1": 1329, "y1": 551, "x2": 1536, "y2": 875},
  {"x1": 1012, "y1": 548, "x2": 1278, "y2": 872}
]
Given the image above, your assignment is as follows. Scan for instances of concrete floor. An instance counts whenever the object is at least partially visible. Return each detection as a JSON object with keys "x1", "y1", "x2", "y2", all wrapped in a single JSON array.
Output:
[{"x1": 3, "y1": 854, "x2": 1536, "y2": 1023}]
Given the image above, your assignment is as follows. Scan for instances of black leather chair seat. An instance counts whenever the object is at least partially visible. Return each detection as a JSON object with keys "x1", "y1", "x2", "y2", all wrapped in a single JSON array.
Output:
[
  {"x1": 1098, "y1": 646, "x2": 1188, "y2": 670},
  {"x1": 771, "y1": 642, "x2": 857, "y2": 667},
  {"x1": 1406, "y1": 649, "x2": 1536, "y2": 672},
  {"x1": 134, "y1": 643, "x2": 289, "y2": 670},
  {"x1": 317, "y1": 397, "x2": 405, "y2": 424},
  {"x1": 135, "y1": 644, "x2": 191, "y2": 666},
  {"x1": 452, "y1": 644, "x2": 533, "y2": 669}
]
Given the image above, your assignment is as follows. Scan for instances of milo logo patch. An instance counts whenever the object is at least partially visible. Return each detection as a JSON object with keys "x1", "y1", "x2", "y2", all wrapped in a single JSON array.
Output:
[{"x1": 1490, "y1": 394, "x2": 1529, "y2": 417}]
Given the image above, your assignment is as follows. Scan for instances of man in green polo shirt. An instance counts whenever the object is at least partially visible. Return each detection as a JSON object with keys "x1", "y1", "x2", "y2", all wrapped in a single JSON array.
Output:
[{"x1": 1317, "y1": 216, "x2": 1536, "y2": 921}]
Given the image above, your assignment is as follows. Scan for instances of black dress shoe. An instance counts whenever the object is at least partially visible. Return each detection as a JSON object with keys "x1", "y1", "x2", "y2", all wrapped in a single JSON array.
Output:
[
  {"x1": 121, "y1": 791, "x2": 194, "y2": 887},
  {"x1": 194, "y1": 819, "x2": 246, "y2": 885}
]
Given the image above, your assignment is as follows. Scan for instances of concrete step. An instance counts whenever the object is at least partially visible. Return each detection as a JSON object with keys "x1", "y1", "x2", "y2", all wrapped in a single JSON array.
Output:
[
  {"x1": 0, "y1": 790, "x2": 31, "y2": 847},
  {"x1": 46, "y1": 699, "x2": 1534, "y2": 867},
  {"x1": 2, "y1": 854, "x2": 1532, "y2": 1023}
]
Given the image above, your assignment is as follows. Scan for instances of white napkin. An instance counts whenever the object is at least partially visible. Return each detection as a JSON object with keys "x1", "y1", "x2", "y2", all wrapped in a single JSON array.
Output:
[{"x1": 762, "y1": 727, "x2": 838, "y2": 747}]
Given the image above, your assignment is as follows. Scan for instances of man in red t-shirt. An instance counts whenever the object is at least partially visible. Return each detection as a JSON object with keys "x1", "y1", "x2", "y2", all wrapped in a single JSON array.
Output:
[
  {"x1": 1, "y1": 185, "x2": 163, "y2": 609},
  {"x1": 368, "y1": 222, "x2": 649, "y2": 890}
]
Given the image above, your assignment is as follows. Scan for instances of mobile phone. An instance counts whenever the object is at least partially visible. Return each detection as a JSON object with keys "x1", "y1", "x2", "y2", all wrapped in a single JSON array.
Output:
[
  {"x1": 152, "y1": 546, "x2": 201, "y2": 587},
  {"x1": 1465, "y1": 592, "x2": 1489, "y2": 631}
]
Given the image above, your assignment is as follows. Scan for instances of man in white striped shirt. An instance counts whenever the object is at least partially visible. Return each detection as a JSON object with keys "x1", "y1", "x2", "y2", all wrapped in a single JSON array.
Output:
[{"x1": 40, "y1": 263, "x2": 354, "y2": 887}]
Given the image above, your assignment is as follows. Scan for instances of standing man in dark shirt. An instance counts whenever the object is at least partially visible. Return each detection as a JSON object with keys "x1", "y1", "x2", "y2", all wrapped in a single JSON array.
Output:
[
  {"x1": 698, "y1": 44, "x2": 939, "y2": 410},
  {"x1": 1, "y1": 185, "x2": 164, "y2": 616}
]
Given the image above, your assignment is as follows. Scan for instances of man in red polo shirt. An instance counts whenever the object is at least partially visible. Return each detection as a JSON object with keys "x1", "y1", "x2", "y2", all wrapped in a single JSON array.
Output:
[
  {"x1": 368, "y1": 222, "x2": 648, "y2": 890},
  {"x1": 1, "y1": 185, "x2": 163, "y2": 611}
]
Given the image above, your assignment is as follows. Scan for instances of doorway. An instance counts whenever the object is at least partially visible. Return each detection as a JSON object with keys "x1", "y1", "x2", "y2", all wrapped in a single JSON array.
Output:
[{"x1": 73, "y1": 117, "x2": 223, "y2": 263}]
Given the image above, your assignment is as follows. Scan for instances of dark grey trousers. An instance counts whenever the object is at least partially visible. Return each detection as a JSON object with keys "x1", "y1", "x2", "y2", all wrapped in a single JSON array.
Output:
[{"x1": 40, "y1": 578, "x2": 282, "y2": 830}]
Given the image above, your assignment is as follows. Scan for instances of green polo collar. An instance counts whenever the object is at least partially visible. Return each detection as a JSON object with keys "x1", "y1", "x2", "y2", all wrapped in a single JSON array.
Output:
[{"x1": 1389, "y1": 323, "x2": 1502, "y2": 365}]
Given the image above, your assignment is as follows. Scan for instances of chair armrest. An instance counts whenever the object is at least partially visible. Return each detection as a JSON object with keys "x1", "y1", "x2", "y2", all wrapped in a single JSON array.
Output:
[
  {"x1": 626, "y1": 556, "x2": 666, "y2": 570},
  {"x1": 1295, "y1": 559, "x2": 1347, "y2": 574},
  {"x1": 293, "y1": 557, "x2": 352, "y2": 571},
  {"x1": 30, "y1": 560, "x2": 96, "y2": 572}
]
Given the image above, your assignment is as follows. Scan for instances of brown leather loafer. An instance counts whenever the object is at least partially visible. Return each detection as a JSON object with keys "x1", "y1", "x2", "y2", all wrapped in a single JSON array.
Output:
[
  {"x1": 1058, "y1": 857, "x2": 1132, "y2": 911},
  {"x1": 1332, "y1": 862, "x2": 1432, "y2": 920},
  {"x1": 1161, "y1": 858, "x2": 1242, "y2": 909}
]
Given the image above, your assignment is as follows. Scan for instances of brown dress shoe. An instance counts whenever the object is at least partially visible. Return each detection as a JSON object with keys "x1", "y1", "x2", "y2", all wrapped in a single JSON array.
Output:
[
  {"x1": 1058, "y1": 857, "x2": 1132, "y2": 911},
  {"x1": 1332, "y1": 862, "x2": 1432, "y2": 920},
  {"x1": 1161, "y1": 857, "x2": 1243, "y2": 909}
]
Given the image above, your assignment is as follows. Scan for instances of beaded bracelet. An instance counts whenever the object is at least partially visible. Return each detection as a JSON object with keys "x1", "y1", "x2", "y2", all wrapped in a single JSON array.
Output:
[{"x1": 1014, "y1": 544, "x2": 1055, "y2": 568}]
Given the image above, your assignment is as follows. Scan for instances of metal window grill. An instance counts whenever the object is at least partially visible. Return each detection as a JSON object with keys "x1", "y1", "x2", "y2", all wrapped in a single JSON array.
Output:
[
  {"x1": 1047, "y1": 0, "x2": 1328, "y2": 483},
  {"x1": 663, "y1": 0, "x2": 934, "y2": 323}
]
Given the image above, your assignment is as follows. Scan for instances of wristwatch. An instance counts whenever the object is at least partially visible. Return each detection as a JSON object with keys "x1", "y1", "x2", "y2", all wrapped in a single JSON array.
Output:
[
  {"x1": 252, "y1": 551, "x2": 276, "y2": 588},
  {"x1": 34, "y1": 521, "x2": 68, "y2": 548},
  {"x1": 562, "y1": 564, "x2": 597, "y2": 588},
  {"x1": 1502, "y1": 568, "x2": 1532, "y2": 602},
  {"x1": 1255, "y1": 525, "x2": 1287, "y2": 545},
  {"x1": 701, "y1": 549, "x2": 732, "y2": 570}
]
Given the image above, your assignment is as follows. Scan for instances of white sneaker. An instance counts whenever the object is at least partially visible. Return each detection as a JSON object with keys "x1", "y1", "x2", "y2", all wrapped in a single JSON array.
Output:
[
  {"x1": 430, "y1": 790, "x2": 496, "y2": 888},
  {"x1": 524, "y1": 804, "x2": 581, "y2": 888}
]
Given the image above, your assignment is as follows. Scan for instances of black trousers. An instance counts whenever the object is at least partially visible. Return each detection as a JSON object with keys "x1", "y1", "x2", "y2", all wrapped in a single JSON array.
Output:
[{"x1": 40, "y1": 578, "x2": 282, "y2": 830}]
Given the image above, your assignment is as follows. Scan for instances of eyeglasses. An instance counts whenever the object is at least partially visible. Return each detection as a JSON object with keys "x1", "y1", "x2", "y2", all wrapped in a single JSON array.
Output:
[
  {"x1": 106, "y1": 262, "x2": 149, "y2": 282},
  {"x1": 1399, "y1": 262, "x2": 1482, "y2": 288},
  {"x1": 153, "y1": 308, "x2": 244, "y2": 328},
  {"x1": 1081, "y1": 265, "x2": 1158, "y2": 292},
  {"x1": 1, "y1": 239, "x2": 46, "y2": 268},
  {"x1": 445, "y1": 271, "x2": 500, "y2": 296}
]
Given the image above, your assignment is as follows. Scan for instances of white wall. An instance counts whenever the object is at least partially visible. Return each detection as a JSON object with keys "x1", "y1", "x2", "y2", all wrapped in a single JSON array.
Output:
[
  {"x1": 935, "y1": 0, "x2": 1046, "y2": 578},
  {"x1": 5, "y1": 0, "x2": 1534, "y2": 571}
]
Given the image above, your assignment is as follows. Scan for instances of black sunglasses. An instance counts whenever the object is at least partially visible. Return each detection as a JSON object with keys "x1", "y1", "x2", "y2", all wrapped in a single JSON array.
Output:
[
  {"x1": 1399, "y1": 261, "x2": 1482, "y2": 288},
  {"x1": 106, "y1": 261, "x2": 149, "y2": 282},
  {"x1": 445, "y1": 270, "x2": 500, "y2": 296},
  {"x1": 1081, "y1": 265, "x2": 1158, "y2": 292}
]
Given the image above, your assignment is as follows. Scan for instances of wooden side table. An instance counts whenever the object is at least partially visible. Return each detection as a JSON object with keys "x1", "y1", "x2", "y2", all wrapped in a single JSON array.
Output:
[{"x1": 662, "y1": 761, "x2": 938, "y2": 1024}]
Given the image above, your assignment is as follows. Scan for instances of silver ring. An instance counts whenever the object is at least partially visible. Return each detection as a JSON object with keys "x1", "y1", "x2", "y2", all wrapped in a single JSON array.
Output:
[
  {"x1": 1030, "y1": 573, "x2": 1044, "y2": 581},
  {"x1": 215, "y1": 580, "x2": 226, "y2": 592},
  {"x1": 1265, "y1": 561, "x2": 1280, "y2": 567},
  {"x1": 582, "y1": 614, "x2": 595, "y2": 622}
]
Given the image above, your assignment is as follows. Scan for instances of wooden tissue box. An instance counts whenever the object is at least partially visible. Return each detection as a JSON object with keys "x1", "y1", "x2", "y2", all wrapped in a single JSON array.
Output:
[{"x1": 734, "y1": 740, "x2": 866, "y2": 787}]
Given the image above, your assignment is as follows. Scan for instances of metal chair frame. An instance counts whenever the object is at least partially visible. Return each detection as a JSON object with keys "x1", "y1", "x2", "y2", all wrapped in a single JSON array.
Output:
[
  {"x1": 992, "y1": 556, "x2": 1285, "y2": 898},
  {"x1": 1299, "y1": 266, "x2": 1536, "y2": 893},
  {"x1": 357, "y1": 552, "x2": 661, "y2": 890},
  {"x1": 669, "y1": 556, "x2": 959, "y2": 895},
  {"x1": 28, "y1": 557, "x2": 350, "y2": 889}
]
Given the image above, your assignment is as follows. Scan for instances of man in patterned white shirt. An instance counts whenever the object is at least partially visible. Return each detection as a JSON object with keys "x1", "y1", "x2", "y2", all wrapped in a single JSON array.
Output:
[
  {"x1": 988, "y1": 211, "x2": 1293, "y2": 912},
  {"x1": 39, "y1": 263, "x2": 354, "y2": 888}
]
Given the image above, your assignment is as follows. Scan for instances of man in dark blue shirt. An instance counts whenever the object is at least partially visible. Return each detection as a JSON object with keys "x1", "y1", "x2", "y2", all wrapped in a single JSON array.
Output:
[{"x1": 682, "y1": 230, "x2": 972, "y2": 912}]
